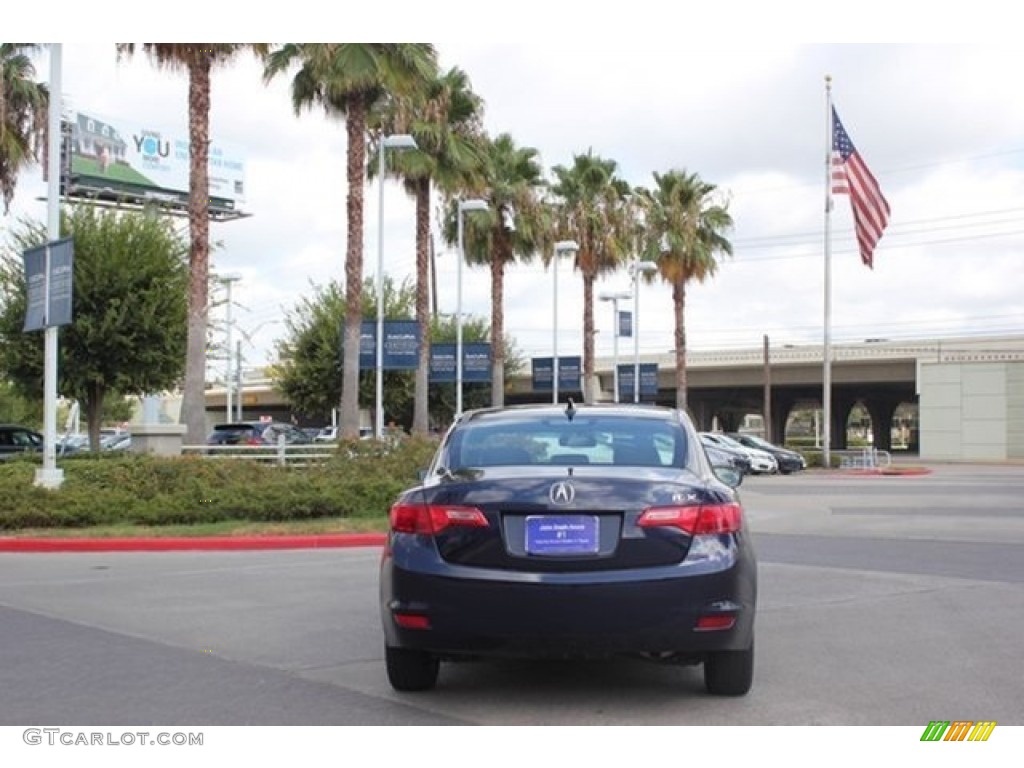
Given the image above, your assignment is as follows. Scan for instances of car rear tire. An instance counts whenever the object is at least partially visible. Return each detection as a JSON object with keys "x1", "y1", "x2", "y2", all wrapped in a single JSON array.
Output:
[
  {"x1": 385, "y1": 646, "x2": 439, "y2": 692},
  {"x1": 704, "y1": 640, "x2": 753, "y2": 696}
]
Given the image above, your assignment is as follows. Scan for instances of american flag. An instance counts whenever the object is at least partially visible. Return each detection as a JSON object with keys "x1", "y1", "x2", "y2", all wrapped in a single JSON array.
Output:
[{"x1": 831, "y1": 107, "x2": 890, "y2": 268}]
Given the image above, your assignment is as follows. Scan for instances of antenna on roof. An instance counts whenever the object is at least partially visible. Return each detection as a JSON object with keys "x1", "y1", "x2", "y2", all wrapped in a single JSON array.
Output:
[{"x1": 565, "y1": 398, "x2": 575, "y2": 422}]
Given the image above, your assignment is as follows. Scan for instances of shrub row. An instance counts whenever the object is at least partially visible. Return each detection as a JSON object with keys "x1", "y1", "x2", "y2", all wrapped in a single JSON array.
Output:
[{"x1": 0, "y1": 437, "x2": 438, "y2": 530}]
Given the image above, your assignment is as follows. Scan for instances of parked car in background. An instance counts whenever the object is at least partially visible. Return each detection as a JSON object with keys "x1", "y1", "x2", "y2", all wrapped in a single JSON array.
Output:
[
  {"x1": 0, "y1": 424, "x2": 43, "y2": 460},
  {"x1": 727, "y1": 433, "x2": 807, "y2": 474},
  {"x1": 315, "y1": 426, "x2": 373, "y2": 442},
  {"x1": 702, "y1": 442, "x2": 749, "y2": 478},
  {"x1": 699, "y1": 434, "x2": 752, "y2": 475},
  {"x1": 380, "y1": 403, "x2": 756, "y2": 695},
  {"x1": 206, "y1": 421, "x2": 313, "y2": 447},
  {"x1": 701, "y1": 432, "x2": 777, "y2": 475}
]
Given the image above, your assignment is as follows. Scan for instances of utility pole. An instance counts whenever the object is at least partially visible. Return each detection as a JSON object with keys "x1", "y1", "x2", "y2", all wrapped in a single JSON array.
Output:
[{"x1": 763, "y1": 334, "x2": 772, "y2": 443}]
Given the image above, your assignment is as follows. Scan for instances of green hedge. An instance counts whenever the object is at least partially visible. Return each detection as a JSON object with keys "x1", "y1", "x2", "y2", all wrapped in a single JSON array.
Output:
[{"x1": 0, "y1": 437, "x2": 438, "y2": 530}]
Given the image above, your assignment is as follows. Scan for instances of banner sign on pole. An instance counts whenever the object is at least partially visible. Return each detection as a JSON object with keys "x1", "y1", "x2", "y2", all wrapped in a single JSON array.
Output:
[
  {"x1": 618, "y1": 310, "x2": 632, "y2": 338},
  {"x1": 358, "y1": 320, "x2": 421, "y2": 370},
  {"x1": 23, "y1": 238, "x2": 74, "y2": 332},
  {"x1": 532, "y1": 356, "x2": 582, "y2": 392},
  {"x1": 430, "y1": 342, "x2": 492, "y2": 383},
  {"x1": 617, "y1": 363, "x2": 659, "y2": 400}
]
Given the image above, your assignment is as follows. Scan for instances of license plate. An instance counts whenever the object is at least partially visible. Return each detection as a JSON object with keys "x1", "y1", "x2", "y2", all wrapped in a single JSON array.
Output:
[{"x1": 525, "y1": 515, "x2": 599, "y2": 555}]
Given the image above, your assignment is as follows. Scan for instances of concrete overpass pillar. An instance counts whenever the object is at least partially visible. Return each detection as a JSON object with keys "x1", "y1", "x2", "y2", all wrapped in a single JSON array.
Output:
[{"x1": 865, "y1": 398, "x2": 900, "y2": 452}]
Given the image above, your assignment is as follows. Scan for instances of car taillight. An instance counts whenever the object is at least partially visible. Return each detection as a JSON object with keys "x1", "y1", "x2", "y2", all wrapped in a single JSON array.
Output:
[
  {"x1": 637, "y1": 503, "x2": 743, "y2": 534},
  {"x1": 389, "y1": 502, "x2": 489, "y2": 534}
]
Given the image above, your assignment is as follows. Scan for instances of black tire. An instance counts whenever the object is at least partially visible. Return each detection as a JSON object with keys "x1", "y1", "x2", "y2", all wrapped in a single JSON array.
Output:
[
  {"x1": 704, "y1": 641, "x2": 754, "y2": 696},
  {"x1": 385, "y1": 646, "x2": 440, "y2": 692}
]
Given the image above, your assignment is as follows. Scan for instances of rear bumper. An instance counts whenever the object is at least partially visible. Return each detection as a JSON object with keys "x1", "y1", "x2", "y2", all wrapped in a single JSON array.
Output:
[{"x1": 381, "y1": 543, "x2": 756, "y2": 659}]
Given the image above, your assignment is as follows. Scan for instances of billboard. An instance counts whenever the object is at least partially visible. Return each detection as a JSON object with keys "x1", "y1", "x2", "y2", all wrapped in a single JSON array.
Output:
[{"x1": 66, "y1": 111, "x2": 246, "y2": 208}]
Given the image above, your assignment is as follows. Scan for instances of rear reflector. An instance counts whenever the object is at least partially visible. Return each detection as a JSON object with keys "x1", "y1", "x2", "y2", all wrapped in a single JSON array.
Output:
[
  {"x1": 695, "y1": 614, "x2": 737, "y2": 631},
  {"x1": 389, "y1": 502, "x2": 489, "y2": 534},
  {"x1": 637, "y1": 503, "x2": 743, "y2": 534},
  {"x1": 394, "y1": 613, "x2": 431, "y2": 630}
]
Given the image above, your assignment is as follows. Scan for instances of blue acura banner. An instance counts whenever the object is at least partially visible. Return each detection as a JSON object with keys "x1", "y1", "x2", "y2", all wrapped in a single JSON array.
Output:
[
  {"x1": 617, "y1": 363, "x2": 658, "y2": 399},
  {"x1": 23, "y1": 238, "x2": 74, "y2": 332},
  {"x1": 532, "y1": 356, "x2": 582, "y2": 392},
  {"x1": 430, "y1": 342, "x2": 492, "y2": 383},
  {"x1": 358, "y1": 320, "x2": 420, "y2": 370}
]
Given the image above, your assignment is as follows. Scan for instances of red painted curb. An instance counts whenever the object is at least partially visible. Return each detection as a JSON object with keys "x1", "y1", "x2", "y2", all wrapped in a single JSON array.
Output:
[{"x1": 0, "y1": 533, "x2": 387, "y2": 553}]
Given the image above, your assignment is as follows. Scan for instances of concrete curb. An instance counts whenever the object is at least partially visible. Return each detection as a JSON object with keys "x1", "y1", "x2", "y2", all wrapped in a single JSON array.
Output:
[{"x1": 0, "y1": 533, "x2": 387, "y2": 553}]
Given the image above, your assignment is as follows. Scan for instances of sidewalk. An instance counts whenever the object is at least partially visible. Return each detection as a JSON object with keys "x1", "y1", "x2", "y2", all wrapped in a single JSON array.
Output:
[{"x1": 0, "y1": 532, "x2": 387, "y2": 553}]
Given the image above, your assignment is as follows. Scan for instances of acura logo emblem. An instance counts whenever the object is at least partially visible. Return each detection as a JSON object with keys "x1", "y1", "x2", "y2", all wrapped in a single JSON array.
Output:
[{"x1": 549, "y1": 481, "x2": 575, "y2": 506}]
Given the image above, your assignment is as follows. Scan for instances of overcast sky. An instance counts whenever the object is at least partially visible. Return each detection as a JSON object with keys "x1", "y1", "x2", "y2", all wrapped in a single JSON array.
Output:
[{"x1": 6, "y1": 17, "x2": 1024, "y2": 376}]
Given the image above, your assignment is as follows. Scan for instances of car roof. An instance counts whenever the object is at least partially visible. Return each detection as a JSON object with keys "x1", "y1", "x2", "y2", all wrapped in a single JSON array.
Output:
[{"x1": 458, "y1": 403, "x2": 686, "y2": 426}]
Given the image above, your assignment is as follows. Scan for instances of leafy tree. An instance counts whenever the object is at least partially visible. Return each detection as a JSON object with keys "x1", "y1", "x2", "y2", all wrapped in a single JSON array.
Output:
[
  {"x1": 370, "y1": 65, "x2": 486, "y2": 435},
  {"x1": 550, "y1": 150, "x2": 633, "y2": 404},
  {"x1": 0, "y1": 379, "x2": 42, "y2": 425},
  {"x1": 425, "y1": 313, "x2": 524, "y2": 429},
  {"x1": 0, "y1": 206, "x2": 189, "y2": 449},
  {"x1": 638, "y1": 170, "x2": 734, "y2": 411},
  {"x1": 0, "y1": 43, "x2": 48, "y2": 214},
  {"x1": 116, "y1": 44, "x2": 269, "y2": 446},
  {"x1": 264, "y1": 43, "x2": 438, "y2": 439},
  {"x1": 442, "y1": 133, "x2": 547, "y2": 407},
  {"x1": 273, "y1": 276, "x2": 416, "y2": 426}
]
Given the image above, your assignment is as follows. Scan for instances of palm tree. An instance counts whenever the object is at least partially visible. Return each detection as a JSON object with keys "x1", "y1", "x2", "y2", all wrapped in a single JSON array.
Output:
[
  {"x1": 264, "y1": 44, "x2": 437, "y2": 439},
  {"x1": 116, "y1": 44, "x2": 268, "y2": 445},
  {"x1": 640, "y1": 170, "x2": 734, "y2": 412},
  {"x1": 0, "y1": 44, "x2": 48, "y2": 215},
  {"x1": 445, "y1": 133, "x2": 547, "y2": 407},
  {"x1": 369, "y1": 66, "x2": 485, "y2": 434},
  {"x1": 550, "y1": 151, "x2": 632, "y2": 404}
]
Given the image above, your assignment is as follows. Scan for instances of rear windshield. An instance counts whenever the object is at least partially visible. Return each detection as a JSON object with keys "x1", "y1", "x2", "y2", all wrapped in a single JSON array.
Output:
[{"x1": 446, "y1": 415, "x2": 695, "y2": 471}]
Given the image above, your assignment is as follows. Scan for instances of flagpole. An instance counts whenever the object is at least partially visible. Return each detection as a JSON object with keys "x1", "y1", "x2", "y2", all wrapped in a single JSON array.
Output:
[{"x1": 823, "y1": 75, "x2": 834, "y2": 469}]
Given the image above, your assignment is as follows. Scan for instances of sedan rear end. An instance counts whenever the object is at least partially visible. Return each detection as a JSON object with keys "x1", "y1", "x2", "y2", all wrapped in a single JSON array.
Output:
[{"x1": 380, "y1": 404, "x2": 757, "y2": 695}]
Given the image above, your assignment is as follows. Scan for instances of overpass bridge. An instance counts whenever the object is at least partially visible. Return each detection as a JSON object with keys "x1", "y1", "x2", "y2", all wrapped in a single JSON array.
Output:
[
  {"x1": 204, "y1": 334, "x2": 1024, "y2": 454},
  {"x1": 506, "y1": 335, "x2": 1024, "y2": 451}
]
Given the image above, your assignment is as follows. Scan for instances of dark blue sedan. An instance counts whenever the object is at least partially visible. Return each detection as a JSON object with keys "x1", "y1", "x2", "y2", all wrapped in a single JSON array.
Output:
[{"x1": 379, "y1": 403, "x2": 757, "y2": 695}]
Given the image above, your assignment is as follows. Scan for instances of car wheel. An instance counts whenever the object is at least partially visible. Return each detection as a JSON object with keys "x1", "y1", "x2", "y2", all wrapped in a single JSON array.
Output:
[
  {"x1": 704, "y1": 640, "x2": 753, "y2": 696},
  {"x1": 385, "y1": 645, "x2": 439, "y2": 692}
]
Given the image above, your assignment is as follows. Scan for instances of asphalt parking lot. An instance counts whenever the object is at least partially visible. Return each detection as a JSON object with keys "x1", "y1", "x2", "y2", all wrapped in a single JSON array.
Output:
[{"x1": 1, "y1": 462, "x2": 1022, "y2": 726}]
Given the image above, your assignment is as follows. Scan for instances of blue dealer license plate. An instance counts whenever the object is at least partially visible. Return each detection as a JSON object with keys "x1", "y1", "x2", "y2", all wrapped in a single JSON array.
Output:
[{"x1": 525, "y1": 515, "x2": 599, "y2": 555}]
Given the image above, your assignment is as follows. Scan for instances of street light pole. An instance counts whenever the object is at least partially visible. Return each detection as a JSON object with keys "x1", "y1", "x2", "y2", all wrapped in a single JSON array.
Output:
[
  {"x1": 629, "y1": 260, "x2": 658, "y2": 403},
  {"x1": 456, "y1": 199, "x2": 488, "y2": 419},
  {"x1": 375, "y1": 134, "x2": 417, "y2": 440},
  {"x1": 599, "y1": 290, "x2": 631, "y2": 403},
  {"x1": 219, "y1": 273, "x2": 242, "y2": 423},
  {"x1": 552, "y1": 240, "x2": 579, "y2": 404}
]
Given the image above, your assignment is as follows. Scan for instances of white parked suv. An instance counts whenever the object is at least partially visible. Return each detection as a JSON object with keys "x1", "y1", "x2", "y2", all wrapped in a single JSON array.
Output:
[{"x1": 700, "y1": 432, "x2": 778, "y2": 474}]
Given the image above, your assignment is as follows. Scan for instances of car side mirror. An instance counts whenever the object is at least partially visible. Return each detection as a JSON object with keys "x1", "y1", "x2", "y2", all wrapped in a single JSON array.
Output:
[{"x1": 713, "y1": 465, "x2": 743, "y2": 488}]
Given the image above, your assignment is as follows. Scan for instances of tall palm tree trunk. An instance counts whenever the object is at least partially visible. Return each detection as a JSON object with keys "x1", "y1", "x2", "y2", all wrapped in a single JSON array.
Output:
[
  {"x1": 181, "y1": 58, "x2": 212, "y2": 444},
  {"x1": 673, "y1": 279, "x2": 689, "y2": 412},
  {"x1": 340, "y1": 96, "x2": 368, "y2": 438},
  {"x1": 582, "y1": 271, "x2": 596, "y2": 404},
  {"x1": 490, "y1": 250, "x2": 506, "y2": 408},
  {"x1": 413, "y1": 178, "x2": 431, "y2": 434}
]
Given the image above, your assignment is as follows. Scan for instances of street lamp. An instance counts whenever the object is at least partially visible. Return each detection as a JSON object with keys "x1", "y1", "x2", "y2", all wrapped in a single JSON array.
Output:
[
  {"x1": 599, "y1": 289, "x2": 632, "y2": 403},
  {"x1": 375, "y1": 133, "x2": 418, "y2": 440},
  {"x1": 218, "y1": 273, "x2": 242, "y2": 423},
  {"x1": 456, "y1": 199, "x2": 488, "y2": 418},
  {"x1": 552, "y1": 240, "x2": 579, "y2": 404},
  {"x1": 628, "y1": 259, "x2": 658, "y2": 403}
]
